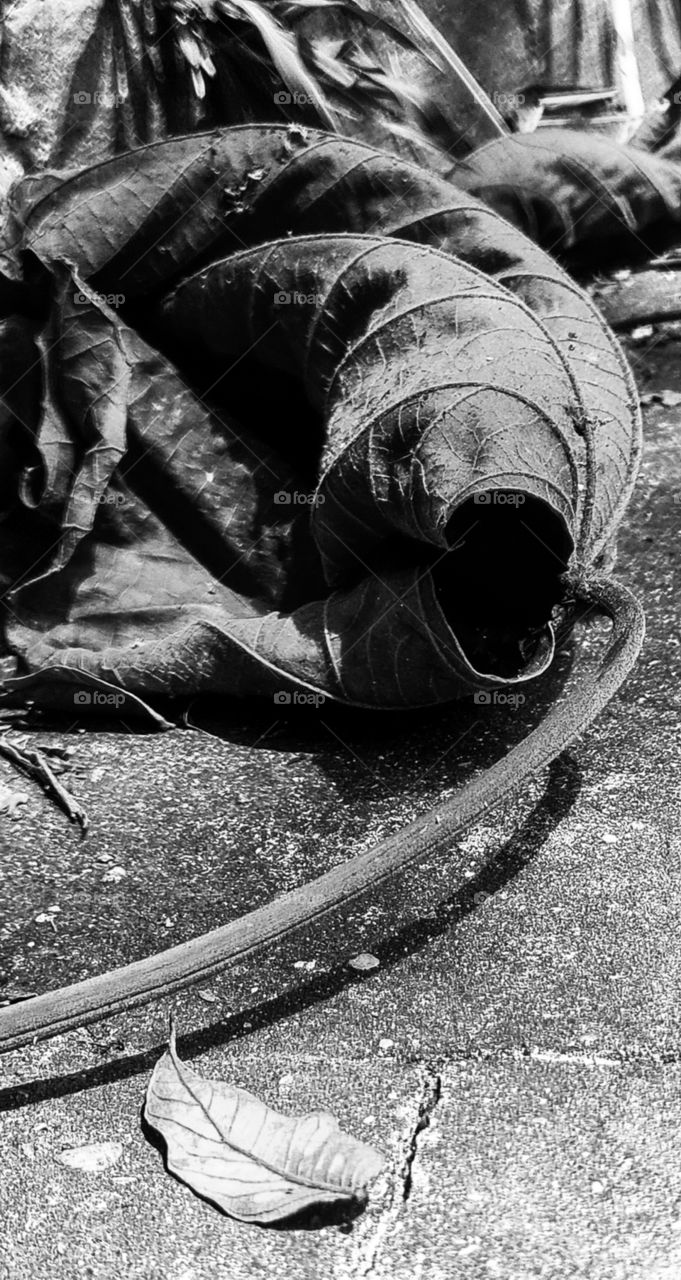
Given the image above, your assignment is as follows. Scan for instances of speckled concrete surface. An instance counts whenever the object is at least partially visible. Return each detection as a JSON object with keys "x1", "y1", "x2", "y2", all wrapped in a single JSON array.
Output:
[{"x1": 0, "y1": 325, "x2": 680, "y2": 1278}]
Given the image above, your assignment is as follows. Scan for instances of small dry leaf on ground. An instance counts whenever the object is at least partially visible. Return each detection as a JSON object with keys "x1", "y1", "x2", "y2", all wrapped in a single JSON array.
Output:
[{"x1": 144, "y1": 1023, "x2": 384, "y2": 1225}]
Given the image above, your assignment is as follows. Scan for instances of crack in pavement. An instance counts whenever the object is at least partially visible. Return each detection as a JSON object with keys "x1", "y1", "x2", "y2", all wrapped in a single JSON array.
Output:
[
  {"x1": 348, "y1": 1066, "x2": 442, "y2": 1280},
  {"x1": 401, "y1": 1069, "x2": 442, "y2": 1201},
  {"x1": 346, "y1": 1040, "x2": 671, "y2": 1277}
]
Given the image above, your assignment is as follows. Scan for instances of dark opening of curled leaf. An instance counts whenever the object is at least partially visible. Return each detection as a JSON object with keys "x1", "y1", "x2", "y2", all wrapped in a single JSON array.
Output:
[{"x1": 144, "y1": 1024, "x2": 384, "y2": 1224}]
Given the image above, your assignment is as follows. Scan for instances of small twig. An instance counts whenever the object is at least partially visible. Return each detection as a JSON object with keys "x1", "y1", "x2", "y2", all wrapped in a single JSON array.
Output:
[
  {"x1": 0, "y1": 735, "x2": 89, "y2": 833},
  {"x1": 27, "y1": 748, "x2": 89, "y2": 832}
]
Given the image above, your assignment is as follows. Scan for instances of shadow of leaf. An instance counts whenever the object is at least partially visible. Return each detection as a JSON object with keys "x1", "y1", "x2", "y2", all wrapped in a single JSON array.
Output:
[{"x1": 0, "y1": 751, "x2": 580, "y2": 1115}]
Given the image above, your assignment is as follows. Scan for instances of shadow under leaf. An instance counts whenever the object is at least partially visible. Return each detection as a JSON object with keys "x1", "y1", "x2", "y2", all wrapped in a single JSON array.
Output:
[{"x1": 0, "y1": 751, "x2": 580, "y2": 1115}]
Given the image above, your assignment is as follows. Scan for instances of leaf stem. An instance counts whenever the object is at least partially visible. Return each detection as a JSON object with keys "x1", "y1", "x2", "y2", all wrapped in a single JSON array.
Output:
[{"x1": 0, "y1": 573, "x2": 644, "y2": 1055}]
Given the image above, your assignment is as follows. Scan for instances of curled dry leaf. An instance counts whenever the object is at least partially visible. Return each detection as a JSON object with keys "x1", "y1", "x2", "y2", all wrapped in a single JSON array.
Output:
[
  {"x1": 144, "y1": 1025, "x2": 384, "y2": 1224},
  {"x1": 454, "y1": 127, "x2": 681, "y2": 265},
  {"x1": 3, "y1": 123, "x2": 639, "y2": 713}
]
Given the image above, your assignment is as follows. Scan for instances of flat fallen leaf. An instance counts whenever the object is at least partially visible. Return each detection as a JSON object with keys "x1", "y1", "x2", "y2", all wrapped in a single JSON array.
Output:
[
  {"x1": 144, "y1": 1025, "x2": 384, "y2": 1224},
  {"x1": 57, "y1": 1141, "x2": 123, "y2": 1173}
]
